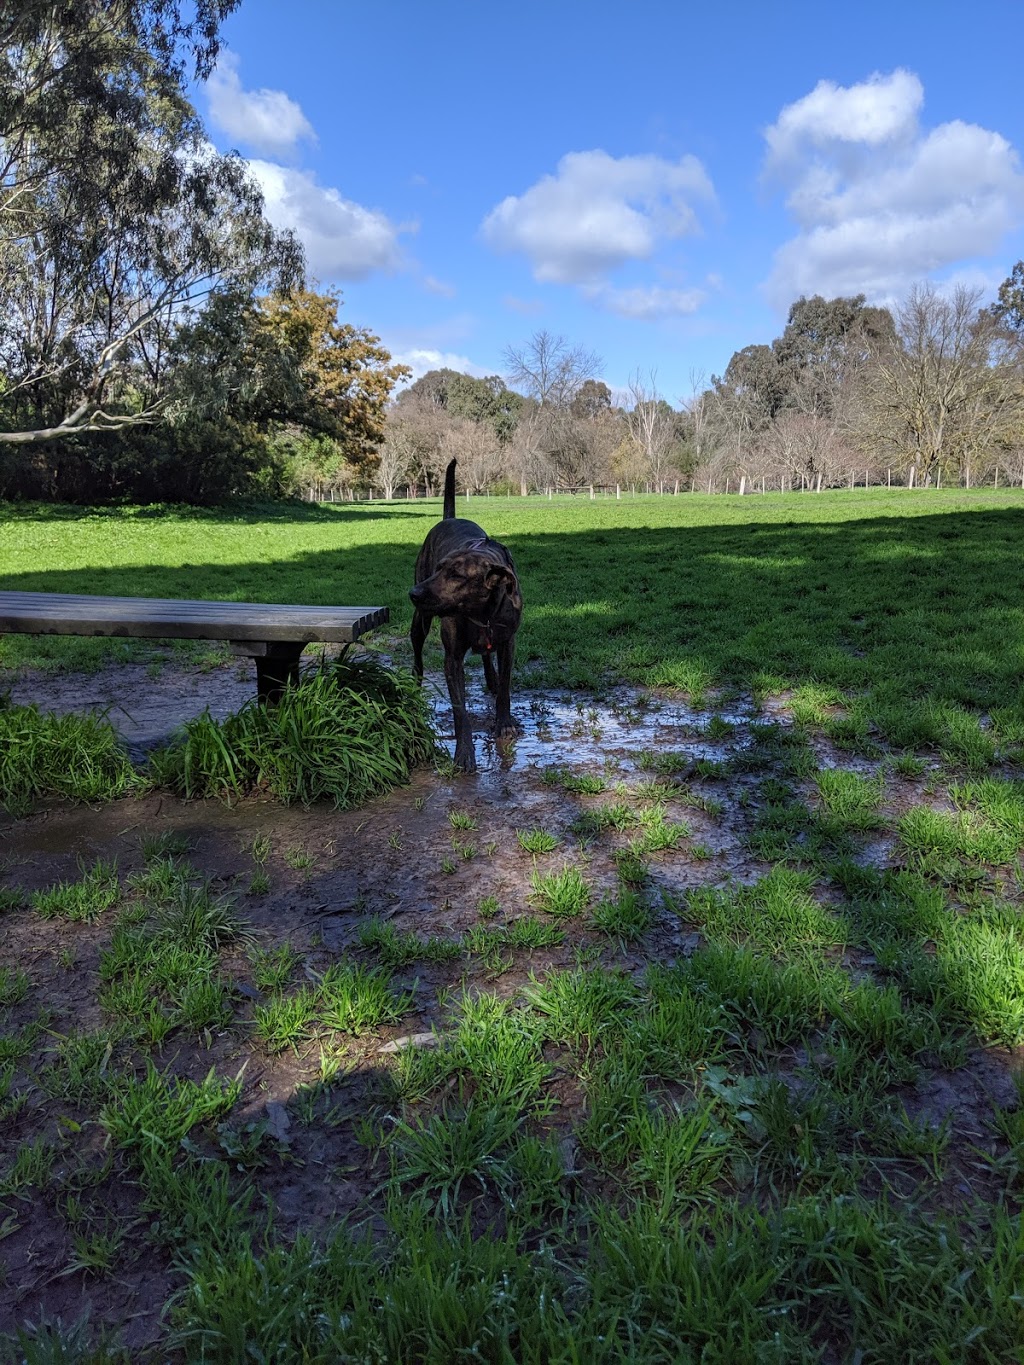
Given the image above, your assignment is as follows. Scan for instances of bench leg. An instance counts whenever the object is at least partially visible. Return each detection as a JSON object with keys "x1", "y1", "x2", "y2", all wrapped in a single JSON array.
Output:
[{"x1": 253, "y1": 644, "x2": 306, "y2": 704}]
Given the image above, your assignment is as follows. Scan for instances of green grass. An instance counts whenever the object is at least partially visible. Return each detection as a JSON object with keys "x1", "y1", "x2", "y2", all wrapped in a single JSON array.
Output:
[
  {"x1": 0, "y1": 702, "x2": 138, "y2": 815},
  {"x1": 149, "y1": 655, "x2": 436, "y2": 806},
  {"x1": 528, "y1": 863, "x2": 592, "y2": 918},
  {"x1": 4, "y1": 493, "x2": 1024, "y2": 741},
  {"x1": 31, "y1": 858, "x2": 120, "y2": 923},
  {"x1": 515, "y1": 826, "x2": 560, "y2": 853},
  {"x1": 679, "y1": 866, "x2": 848, "y2": 957},
  {"x1": 7, "y1": 491, "x2": 1024, "y2": 1360}
]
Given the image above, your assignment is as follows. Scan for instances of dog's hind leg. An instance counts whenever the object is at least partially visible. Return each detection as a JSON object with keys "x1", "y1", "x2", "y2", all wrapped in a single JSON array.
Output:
[{"x1": 410, "y1": 609, "x2": 431, "y2": 681}]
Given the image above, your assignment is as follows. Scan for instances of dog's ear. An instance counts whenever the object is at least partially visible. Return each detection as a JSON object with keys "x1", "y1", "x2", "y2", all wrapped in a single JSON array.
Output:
[{"x1": 487, "y1": 565, "x2": 522, "y2": 612}]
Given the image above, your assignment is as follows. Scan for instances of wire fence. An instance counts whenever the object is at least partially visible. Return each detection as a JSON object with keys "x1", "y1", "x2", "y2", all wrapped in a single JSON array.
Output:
[{"x1": 304, "y1": 462, "x2": 1024, "y2": 504}]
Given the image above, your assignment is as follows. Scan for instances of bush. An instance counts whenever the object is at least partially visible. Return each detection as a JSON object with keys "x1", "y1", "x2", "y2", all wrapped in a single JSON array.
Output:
[
  {"x1": 0, "y1": 699, "x2": 138, "y2": 816},
  {"x1": 149, "y1": 655, "x2": 437, "y2": 806}
]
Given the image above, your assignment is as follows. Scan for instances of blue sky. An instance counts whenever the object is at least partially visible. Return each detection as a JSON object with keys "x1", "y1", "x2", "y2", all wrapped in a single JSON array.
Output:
[{"x1": 201, "y1": 0, "x2": 1024, "y2": 399}]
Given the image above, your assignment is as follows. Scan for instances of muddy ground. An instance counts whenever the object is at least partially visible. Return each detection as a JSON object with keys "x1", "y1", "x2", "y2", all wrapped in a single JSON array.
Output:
[{"x1": 1, "y1": 655, "x2": 1021, "y2": 1351}]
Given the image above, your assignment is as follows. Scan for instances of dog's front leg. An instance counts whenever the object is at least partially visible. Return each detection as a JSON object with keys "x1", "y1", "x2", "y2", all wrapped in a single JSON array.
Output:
[
  {"x1": 493, "y1": 639, "x2": 519, "y2": 738},
  {"x1": 441, "y1": 622, "x2": 476, "y2": 772},
  {"x1": 410, "y1": 608, "x2": 431, "y2": 681}
]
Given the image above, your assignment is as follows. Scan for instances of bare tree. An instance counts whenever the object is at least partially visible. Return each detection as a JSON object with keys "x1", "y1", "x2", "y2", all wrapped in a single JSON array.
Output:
[
  {"x1": 441, "y1": 416, "x2": 503, "y2": 493},
  {"x1": 861, "y1": 284, "x2": 1024, "y2": 480},
  {"x1": 504, "y1": 330, "x2": 601, "y2": 409},
  {"x1": 625, "y1": 370, "x2": 677, "y2": 488},
  {"x1": 375, "y1": 422, "x2": 417, "y2": 499}
]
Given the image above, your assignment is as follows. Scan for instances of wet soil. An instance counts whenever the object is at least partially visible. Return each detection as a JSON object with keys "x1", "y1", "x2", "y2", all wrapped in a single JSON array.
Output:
[{"x1": 1, "y1": 657, "x2": 1021, "y2": 1351}]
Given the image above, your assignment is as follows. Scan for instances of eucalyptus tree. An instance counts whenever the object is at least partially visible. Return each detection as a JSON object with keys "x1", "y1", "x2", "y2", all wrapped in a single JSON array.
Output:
[{"x1": 0, "y1": 0, "x2": 300, "y2": 446}]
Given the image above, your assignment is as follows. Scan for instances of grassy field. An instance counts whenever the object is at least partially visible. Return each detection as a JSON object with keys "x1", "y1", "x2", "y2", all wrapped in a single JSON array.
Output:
[
  {"x1": 3, "y1": 488, "x2": 1024, "y2": 753},
  {"x1": 2, "y1": 489, "x2": 1024, "y2": 1361}
]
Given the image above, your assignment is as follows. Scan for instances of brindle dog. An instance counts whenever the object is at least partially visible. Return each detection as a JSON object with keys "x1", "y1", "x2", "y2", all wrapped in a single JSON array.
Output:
[{"x1": 409, "y1": 459, "x2": 523, "y2": 772}]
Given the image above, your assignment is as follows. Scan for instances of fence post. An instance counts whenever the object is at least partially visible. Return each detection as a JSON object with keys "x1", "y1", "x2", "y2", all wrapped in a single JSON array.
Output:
[
  {"x1": 937, "y1": 467, "x2": 941, "y2": 489},
  {"x1": 908, "y1": 466, "x2": 915, "y2": 489},
  {"x1": 995, "y1": 466, "x2": 1000, "y2": 489},
  {"x1": 887, "y1": 468, "x2": 891, "y2": 488},
  {"x1": 616, "y1": 484, "x2": 620, "y2": 500},
  {"x1": 739, "y1": 476, "x2": 746, "y2": 495},
  {"x1": 589, "y1": 485, "x2": 594, "y2": 500},
  {"x1": 965, "y1": 467, "x2": 970, "y2": 489}
]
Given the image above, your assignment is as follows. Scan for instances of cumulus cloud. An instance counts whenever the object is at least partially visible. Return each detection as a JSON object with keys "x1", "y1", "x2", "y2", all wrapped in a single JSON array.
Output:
[
  {"x1": 392, "y1": 349, "x2": 490, "y2": 384},
  {"x1": 481, "y1": 149, "x2": 715, "y2": 290},
  {"x1": 764, "y1": 69, "x2": 1024, "y2": 306},
  {"x1": 246, "y1": 160, "x2": 407, "y2": 280},
  {"x1": 207, "y1": 52, "x2": 315, "y2": 159}
]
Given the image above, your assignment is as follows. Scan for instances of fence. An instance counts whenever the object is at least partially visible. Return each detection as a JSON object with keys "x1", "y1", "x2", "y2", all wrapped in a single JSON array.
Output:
[{"x1": 304, "y1": 463, "x2": 1024, "y2": 504}]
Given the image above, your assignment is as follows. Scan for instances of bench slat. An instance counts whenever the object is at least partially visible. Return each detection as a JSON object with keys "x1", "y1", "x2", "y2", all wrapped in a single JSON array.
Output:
[{"x1": 0, "y1": 591, "x2": 388, "y2": 644}]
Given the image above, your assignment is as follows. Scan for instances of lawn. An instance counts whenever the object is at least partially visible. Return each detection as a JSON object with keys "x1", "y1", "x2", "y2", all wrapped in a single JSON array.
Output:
[{"x1": 1, "y1": 488, "x2": 1024, "y2": 1362}]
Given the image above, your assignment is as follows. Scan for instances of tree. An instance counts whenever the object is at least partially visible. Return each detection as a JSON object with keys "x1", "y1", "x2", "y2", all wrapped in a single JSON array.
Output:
[
  {"x1": 163, "y1": 286, "x2": 409, "y2": 493},
  {"x1": 991, "y1": 261, "x2": 1024, "y2": 335},
  {"x1": 625, "y1": 371, "x2": 680, "y2": 488},
  {"x1": 772, "y1": 294, "x2": 894, "y2": 419},
  {"x1": 504, "y1": 330, "x2": 601, "y2": 409},
  {"x1": 861, "y1": 283, "x2": 1023, "y2": 479},
  {"x1": 394, "y1": 368, "x2": 522, "y2": 443},
  {"x1": 255, "y1": 289, "x2": 409, "y2": 460},
  {"x1": 503, "y1": 331, "x2": 604, "y2": 489},
  {"x1": 0, "y1": 0, "x2": 298, "y2": 445}
]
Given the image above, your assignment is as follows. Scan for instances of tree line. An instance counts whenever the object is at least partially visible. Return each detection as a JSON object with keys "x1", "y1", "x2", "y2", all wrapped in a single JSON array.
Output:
[
  {"x1": 369, "y1": 280, "x2": 1024, "y2": 503},
  {"x1": 2, "y1": 3, "x2": 1023, "y2": 504}
]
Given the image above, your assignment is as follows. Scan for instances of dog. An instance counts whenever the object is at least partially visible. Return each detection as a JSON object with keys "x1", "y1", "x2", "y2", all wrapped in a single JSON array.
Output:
[{"x1": 409, "y1": 459, "x2": 522, "y2": 772}]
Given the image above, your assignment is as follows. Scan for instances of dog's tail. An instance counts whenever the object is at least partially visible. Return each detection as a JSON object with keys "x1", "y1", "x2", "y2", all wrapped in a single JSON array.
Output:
[{"x1": 443, "y1": 458, "x2": 457, "y2": 520}]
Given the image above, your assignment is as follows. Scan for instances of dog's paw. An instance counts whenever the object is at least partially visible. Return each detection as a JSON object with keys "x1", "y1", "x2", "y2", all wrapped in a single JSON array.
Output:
[{"x1": 453, "y1": 748, "x2": 478, "y2": 774}]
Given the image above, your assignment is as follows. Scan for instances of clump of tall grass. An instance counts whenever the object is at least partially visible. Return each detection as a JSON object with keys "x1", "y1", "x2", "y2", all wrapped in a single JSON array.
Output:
[
  {"x1": 0, "y1": 701, "x2": 138, "y2": 816},
  {"x1": 149, "y1": 656, "x2": 436, "y2": 807}
]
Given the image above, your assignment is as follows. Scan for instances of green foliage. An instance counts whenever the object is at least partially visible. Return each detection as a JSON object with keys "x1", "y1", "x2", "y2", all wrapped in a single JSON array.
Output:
[
  {"x1": 0, "y1": 703, "x2": 137, "y2": 815},
  {"x1": 150, "y1": 655, "x2": 436, "y2": 806},
  {"x1": 528, "y1": 863, "x2": 592, "y2": 918},
  {"x1": 31, "y1": 858, "x2": 119, "y2": 923}
]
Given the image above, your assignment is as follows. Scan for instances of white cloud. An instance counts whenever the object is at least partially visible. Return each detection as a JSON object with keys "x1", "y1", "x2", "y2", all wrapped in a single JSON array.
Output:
[
  {"x1": 587, "y1": 283, "x2": 706, "y2": 320},
  {"x1": 481, "y1": 149, "x2": 715, "y2": 288},
  {"x1": 764, "y1": 70, "x2": 1024, "y2": 306},
  {"x1": 247, "y1": 160, "x2": 408, "y2": 280},
  {"x1": 766, "y1": 69, "x2": 922, "y2": 165},
  {"x1": 207, "y1": 52, "x2": 315, "y2": 160},
  {"x1": 422, "y1": 275, "x2": 456, "y2": 298},
  {"x1": 392, "y1": 349, "x2": 490, "y2": 384}
]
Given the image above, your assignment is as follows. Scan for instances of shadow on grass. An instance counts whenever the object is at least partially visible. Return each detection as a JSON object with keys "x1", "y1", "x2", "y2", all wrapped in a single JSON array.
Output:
[
  {"x1": 2, "y1": 505, "x2": 1023, "y2": 734},
  {"x1": 0, "y1": 498, "x2": 431, "y2": 525}
]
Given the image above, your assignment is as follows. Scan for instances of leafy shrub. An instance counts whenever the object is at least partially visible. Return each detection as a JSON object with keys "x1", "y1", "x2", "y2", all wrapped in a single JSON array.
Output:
[
  {"x1": 0, "y1": 700, "x2": 137, "y2": 816},
  {"x1": 149, "y1": 655, "x2": 436, "y2": 806}
]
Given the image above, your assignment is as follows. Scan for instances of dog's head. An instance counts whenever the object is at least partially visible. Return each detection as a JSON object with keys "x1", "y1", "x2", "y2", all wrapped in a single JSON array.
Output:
[{"x1": 409, "y1": 548, "x2": 521, "y2": 619}]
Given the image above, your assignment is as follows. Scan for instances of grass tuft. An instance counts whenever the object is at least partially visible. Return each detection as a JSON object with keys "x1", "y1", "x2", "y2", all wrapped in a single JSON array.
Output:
[{"x1": 149, "y1": 655, "x2": 436, "y2": 807}]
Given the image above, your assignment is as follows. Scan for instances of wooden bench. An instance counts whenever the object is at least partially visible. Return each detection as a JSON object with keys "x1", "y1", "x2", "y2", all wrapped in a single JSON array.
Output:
[{"x1": 0, "y1": 591, "x2": 389, "y2": 702}]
